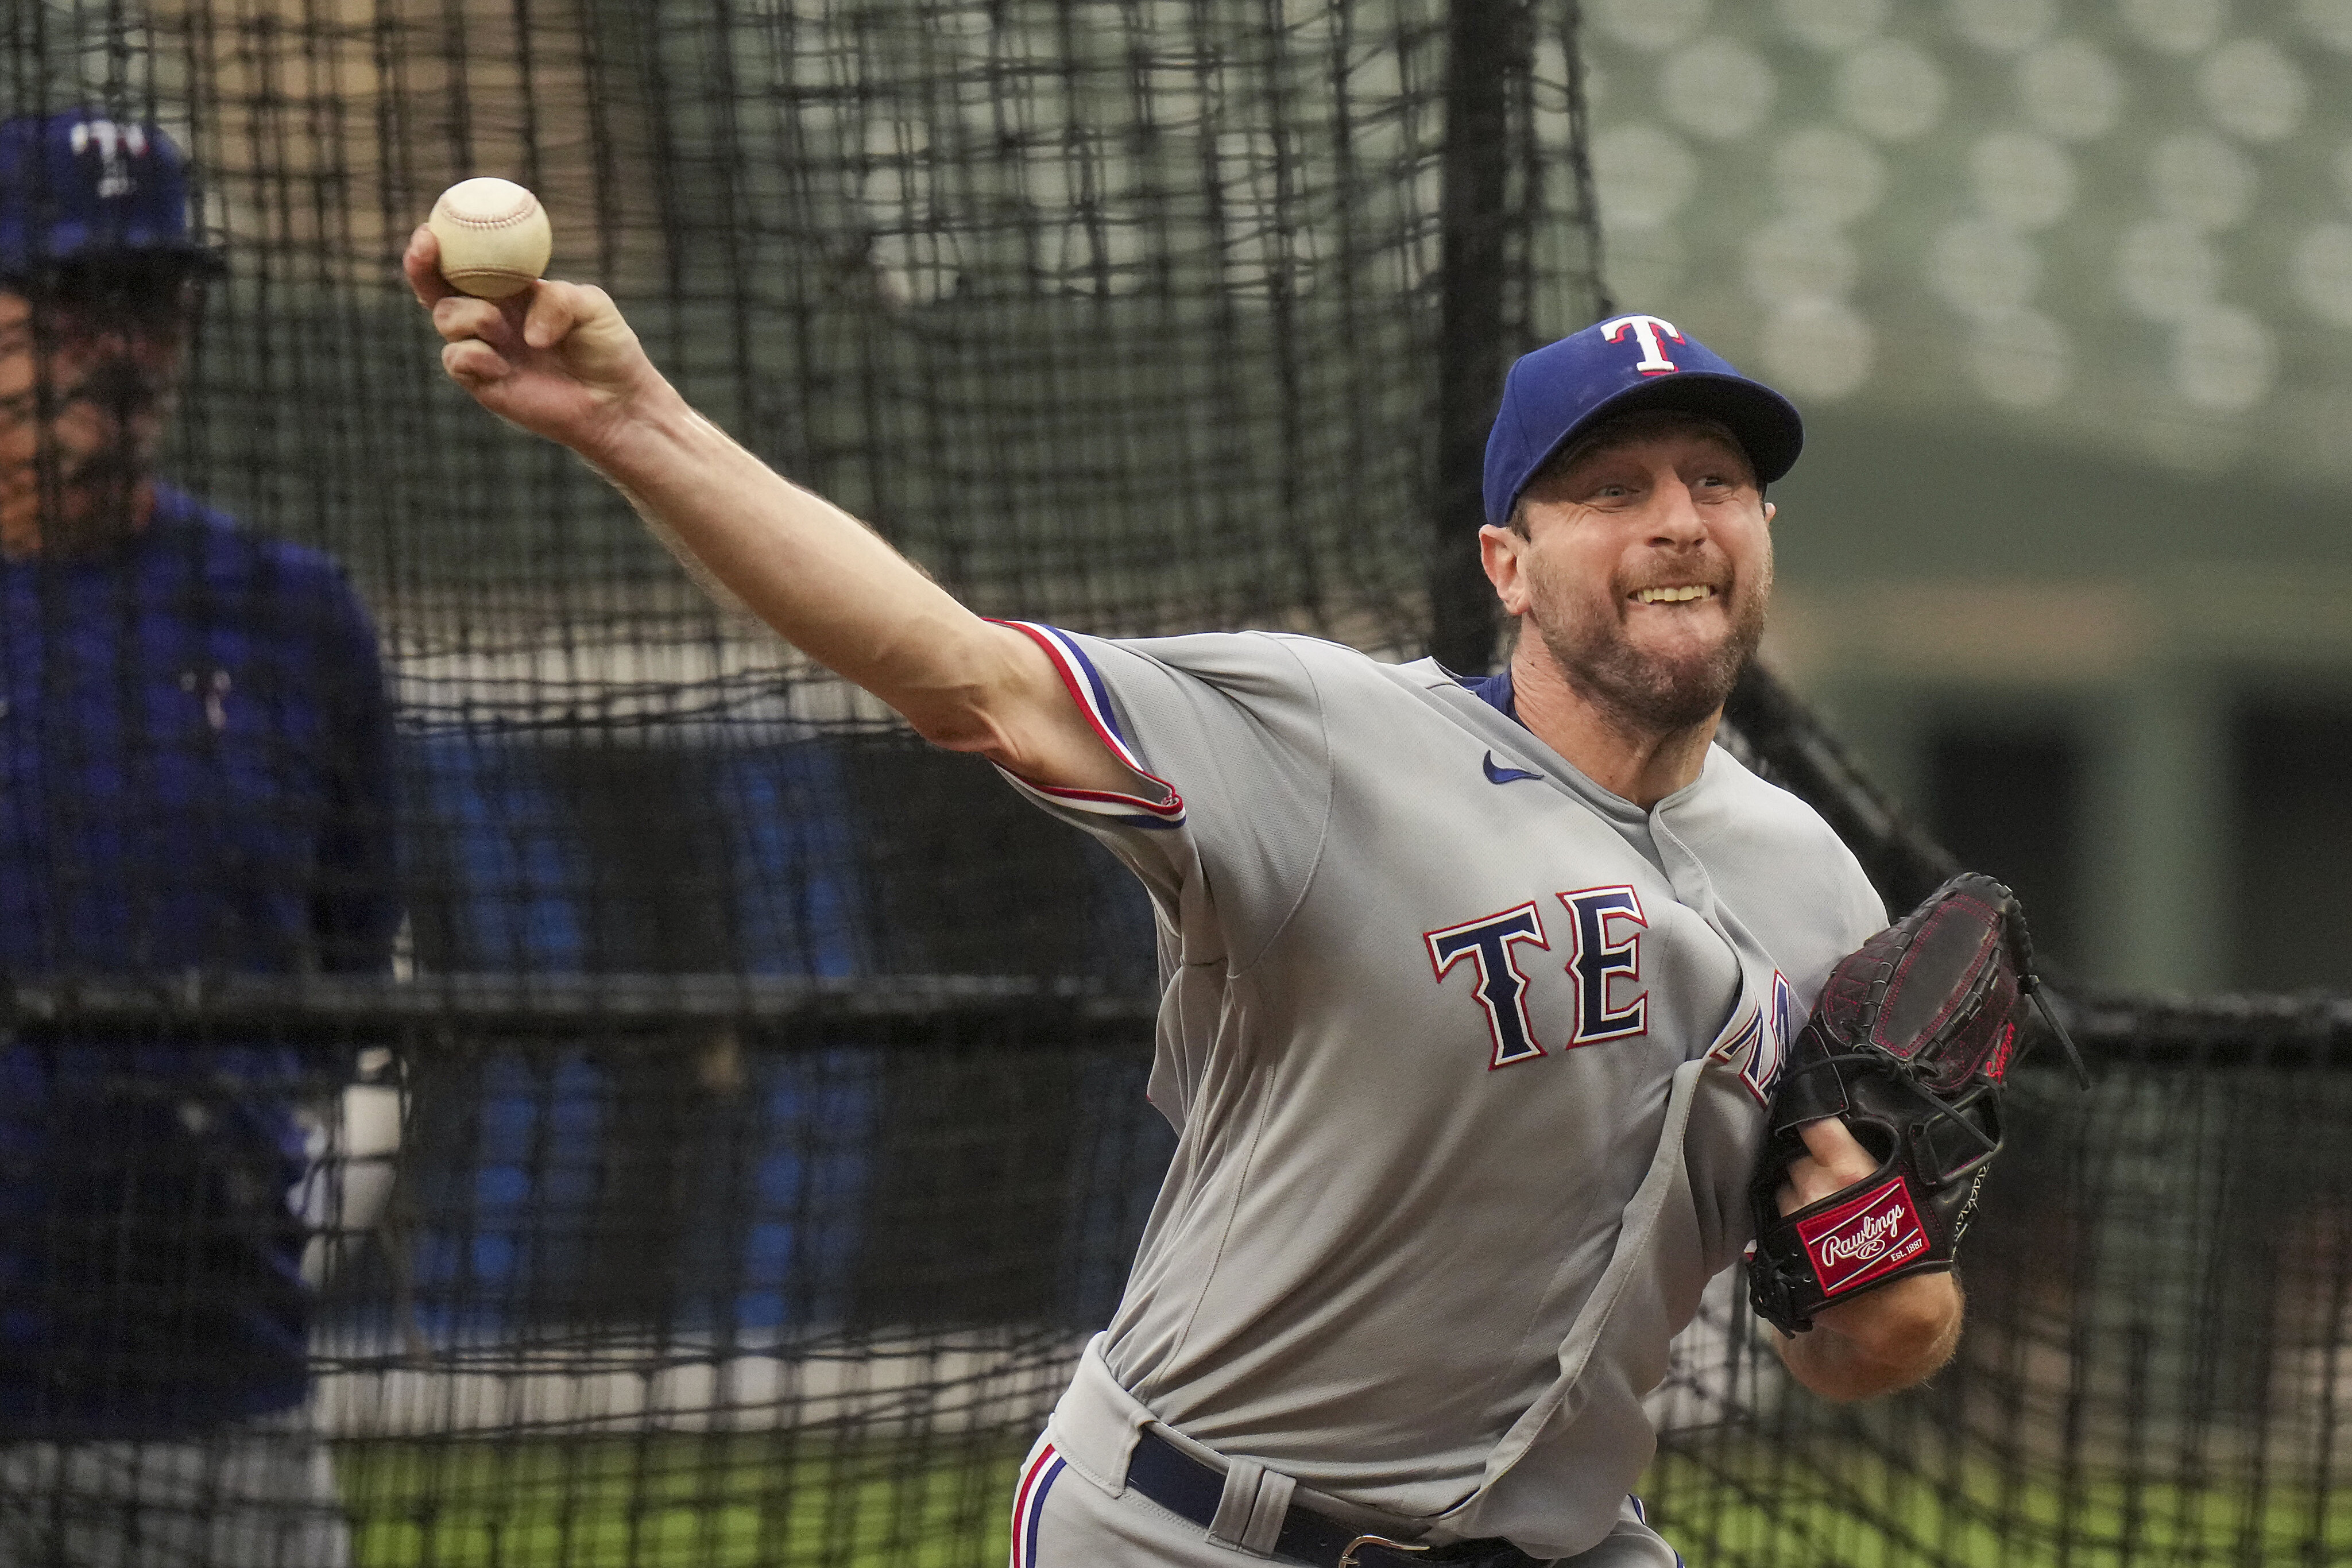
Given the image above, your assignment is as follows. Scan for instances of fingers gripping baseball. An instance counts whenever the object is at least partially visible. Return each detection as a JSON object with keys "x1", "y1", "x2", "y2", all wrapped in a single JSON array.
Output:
[
  {"x1": 1776, "y1": 1118, "x2": 1880, "y2": 1218},
  {"x1": 404, "y1": 226, "x2": 657, "y2": 448},
  {"x1": 427, "y1": 281, "x2": 626, "y2": 386}
]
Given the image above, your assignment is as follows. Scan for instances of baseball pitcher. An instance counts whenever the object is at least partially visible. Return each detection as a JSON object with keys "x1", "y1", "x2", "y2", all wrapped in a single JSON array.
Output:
[{"x1": 409, "y1": 227, "x2": 2032, "y2": 1563}]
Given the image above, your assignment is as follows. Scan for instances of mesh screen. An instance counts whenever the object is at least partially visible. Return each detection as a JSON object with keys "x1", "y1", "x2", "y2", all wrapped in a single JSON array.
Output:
[
  {"x1": 1649, "y1": 1055, "x2": 2352, "y2": 1566},
  {"x1": 0, "y1": 5, "x2": 2342, "y2": 1568}
]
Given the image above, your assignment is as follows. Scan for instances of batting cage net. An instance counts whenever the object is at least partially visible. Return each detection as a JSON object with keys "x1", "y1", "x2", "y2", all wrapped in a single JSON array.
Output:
[{"x1": 0, "y1": 3, "x2": 2343, "y2": 1566}]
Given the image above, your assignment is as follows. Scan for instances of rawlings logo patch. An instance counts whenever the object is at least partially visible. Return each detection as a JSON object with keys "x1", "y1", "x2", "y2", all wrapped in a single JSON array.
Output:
[{"x1": 1796, "y1": 1175, "x2": 1929, "y2": 1297}]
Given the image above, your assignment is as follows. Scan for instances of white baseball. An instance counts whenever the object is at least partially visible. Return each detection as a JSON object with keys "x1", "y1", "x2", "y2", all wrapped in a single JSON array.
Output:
[{"x1": 427, "y1": 177, "x2": 552, "y2": 300}]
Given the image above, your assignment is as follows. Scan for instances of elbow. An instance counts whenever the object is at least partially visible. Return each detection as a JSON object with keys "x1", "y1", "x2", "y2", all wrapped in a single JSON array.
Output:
[
  {"x1": 904, "y1": 702, "x2": 996, "y2": 755},
  {"x1": 901, "y1": 685, "x2": 1027, "y2": 767},
  {"x1": 1801, "y1": 1331, "x2": 1956, "y2": 1405},
  {"x1": 892, "y1": 625, "x2": 1042, "y2": 761}
]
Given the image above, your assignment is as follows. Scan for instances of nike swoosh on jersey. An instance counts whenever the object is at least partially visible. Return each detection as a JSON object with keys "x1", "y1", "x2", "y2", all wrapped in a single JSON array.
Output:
[{"x1": 1482, "y1": 751, "x2": 1545, "y2": 785}]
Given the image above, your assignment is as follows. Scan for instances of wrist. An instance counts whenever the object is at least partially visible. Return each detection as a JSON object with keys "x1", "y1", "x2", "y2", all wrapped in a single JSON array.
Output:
[
  {"x1": 1813, "y1": 1269, "x2": 1963, "y2": 1367},
  {"x1": 577, "y1": 377, "x2": 718, "y2": 492}
]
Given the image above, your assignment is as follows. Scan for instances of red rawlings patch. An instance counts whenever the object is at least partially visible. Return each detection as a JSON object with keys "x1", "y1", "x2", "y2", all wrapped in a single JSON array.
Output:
[{"x1": 1796, "y1": 1175, "x2": 1929, "y2": 1297}]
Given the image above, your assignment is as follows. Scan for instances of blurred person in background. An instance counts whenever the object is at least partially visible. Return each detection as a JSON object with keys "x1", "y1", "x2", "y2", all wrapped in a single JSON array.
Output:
[{"x1": 0, "y1": 109, "x2": 396, "y2": 1565}]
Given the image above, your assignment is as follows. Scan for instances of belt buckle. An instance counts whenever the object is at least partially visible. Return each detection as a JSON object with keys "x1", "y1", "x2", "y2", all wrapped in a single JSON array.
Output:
[{"x1": 1337, "y1": 1536, "x2": 1430, "y2": 1568}]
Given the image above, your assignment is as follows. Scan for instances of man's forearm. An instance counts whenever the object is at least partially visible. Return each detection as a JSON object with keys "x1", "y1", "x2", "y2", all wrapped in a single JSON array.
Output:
[
  {"x1": 408, "y1": 251, "x2": 1135, "y2": 791},
  {"x1": 1773, "y1": 1269, "x2": 1964, "y2": 1402},
  {"x1": 586, "y1": 388, "x2": 1026, "y2": 749}
]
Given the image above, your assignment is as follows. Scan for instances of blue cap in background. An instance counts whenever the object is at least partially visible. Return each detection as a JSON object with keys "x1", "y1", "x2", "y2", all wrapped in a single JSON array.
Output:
[
  {"x1": 1482, "y1": 313, "x2": 1804, "y2": 524},
  {"x1": 0, "y1": 109, "x2": 216, "y2": 279}
]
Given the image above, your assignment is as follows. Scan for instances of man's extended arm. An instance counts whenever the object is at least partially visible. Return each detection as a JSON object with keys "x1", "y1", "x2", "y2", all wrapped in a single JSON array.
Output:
[
  {"x1": 1766, "y1": 1117, "x2": 1965, "y2": 1401},
  {"x1": 403, "y1": 231, "x2": 1132, "y2": 796}
]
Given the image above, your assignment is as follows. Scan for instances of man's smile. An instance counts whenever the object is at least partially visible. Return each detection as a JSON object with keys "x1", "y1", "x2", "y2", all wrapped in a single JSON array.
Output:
[{"x1": 1630, "y1": 584, "x2": 1719, "y2": 605}]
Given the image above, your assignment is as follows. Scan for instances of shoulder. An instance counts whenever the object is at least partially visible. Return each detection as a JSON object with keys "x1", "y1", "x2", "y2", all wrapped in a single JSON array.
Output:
[
  {"x1": 152, "y1": 487, "x2": 362, "y2": 595},
  {"x1": 1116, "y1": 629, "x2": 1433, "y2": 699},
  {"x1": 1688, "y1": 745, "x2": 1887, "y2": 941},
  {"x1": 1102, "y1": 628, "x2": 1330, "y2": 679},
  {"x1": 1697, "y1": 745, "x2": 1848, "y2": 843},
  {"x1": 1043, "y1": 626, "x2": 1403, "y2": 710},
  {"x1": 149, "y1": 488, "x2": 334, "y2": 579},
  {"x1": 146, "y1": 489, "x2": 380, "y2": 655}
]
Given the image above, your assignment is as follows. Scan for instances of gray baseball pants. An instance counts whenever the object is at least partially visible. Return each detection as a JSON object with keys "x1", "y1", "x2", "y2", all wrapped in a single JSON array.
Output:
[{"x1": 1013, "y1": 1338, "x2": 1682, "y2": 1567}]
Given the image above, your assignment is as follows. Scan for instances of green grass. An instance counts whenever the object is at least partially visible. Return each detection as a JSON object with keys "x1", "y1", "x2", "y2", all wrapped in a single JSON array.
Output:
[
  {"x1": 338, "y1": 1433, "x2": 2352, "y2": 1567},
  {"x1": 1640, "y1": 1445, "x2": 2352, "y2": 1567},
  {"x1": 336, "y1": 1434, "x2": 1024, "y2": 1567}
]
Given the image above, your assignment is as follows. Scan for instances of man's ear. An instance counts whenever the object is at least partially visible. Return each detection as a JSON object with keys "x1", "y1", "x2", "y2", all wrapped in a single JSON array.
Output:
[
  {"x1": 1479, "y1": 523, "x2": 1530, "y2": 618},
  {"x1": 1762, "y1": 499, "x2": 1776, "y2": 528}
]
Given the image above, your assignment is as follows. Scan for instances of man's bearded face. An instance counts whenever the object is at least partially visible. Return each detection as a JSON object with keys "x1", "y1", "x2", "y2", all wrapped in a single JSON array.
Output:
[
  {"x1": 1512, "y1": 418, "x2": 1774, "y2": 735},
  {"x1": 0, "y1": 263, "x2": 196, "y2": 557}
]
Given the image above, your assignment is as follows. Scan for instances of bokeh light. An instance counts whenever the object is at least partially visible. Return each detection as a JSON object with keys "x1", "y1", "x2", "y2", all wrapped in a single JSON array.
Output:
[{"x1": 1577, "y1": 1, "x2": 2344, "y2": 434}]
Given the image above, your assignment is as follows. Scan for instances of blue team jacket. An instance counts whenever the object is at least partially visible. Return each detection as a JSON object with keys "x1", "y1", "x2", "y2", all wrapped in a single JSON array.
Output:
[{"x1": 0, "y1": 487, "x2": 397, "y2": 1437}]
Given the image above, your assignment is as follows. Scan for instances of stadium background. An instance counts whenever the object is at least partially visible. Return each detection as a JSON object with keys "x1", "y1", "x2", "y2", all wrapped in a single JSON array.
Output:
[
  {"x1": 1577, "y1": 0, "x2": 2352, "y2": 999},
  {"x1": 6, "y1": 0, "x2": 2350, "y2": 1564}
]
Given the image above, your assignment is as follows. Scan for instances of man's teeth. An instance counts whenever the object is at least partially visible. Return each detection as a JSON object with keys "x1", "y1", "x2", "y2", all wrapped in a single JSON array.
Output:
[{"x1": 1634, "y1": 585, "x2": 1716, "y2": 603}]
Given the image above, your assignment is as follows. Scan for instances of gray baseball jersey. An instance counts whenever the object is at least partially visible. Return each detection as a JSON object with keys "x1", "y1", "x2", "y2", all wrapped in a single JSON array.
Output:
[{"x1": 997, "y1": 624, "x2": 1886, "y2": 1559}]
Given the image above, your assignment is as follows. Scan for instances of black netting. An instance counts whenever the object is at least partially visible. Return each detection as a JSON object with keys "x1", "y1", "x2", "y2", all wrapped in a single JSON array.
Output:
[
  {"x1": 0, "y1": 4, "x2": 2341, "y2": 1567},
  {"x1": 1645, "y1": 997, "x2": 2352, "y2": 1568}
]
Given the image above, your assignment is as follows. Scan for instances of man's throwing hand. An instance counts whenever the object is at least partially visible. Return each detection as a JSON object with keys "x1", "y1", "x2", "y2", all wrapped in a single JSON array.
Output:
[
  {"x1": 404, "y1": 226, "x2": 666, "y2": 455},
  {"x1": 1773, "y1": 1116, "x2": 1879, "y2": 1218}
]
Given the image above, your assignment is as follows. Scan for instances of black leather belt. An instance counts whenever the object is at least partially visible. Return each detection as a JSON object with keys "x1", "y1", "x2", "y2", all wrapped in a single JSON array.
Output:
[{"x1": 1123, "y1": 1428, "x2": 1546, "y2": 1568}]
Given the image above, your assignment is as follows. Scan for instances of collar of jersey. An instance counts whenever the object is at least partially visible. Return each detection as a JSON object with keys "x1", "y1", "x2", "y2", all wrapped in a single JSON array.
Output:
[
  {"x1": 1461, "y1": 665, "x2": 1521, "y2": 724},
  {"x1": 1438, "y1": 659, "x2": 1729, "y2": 830}
]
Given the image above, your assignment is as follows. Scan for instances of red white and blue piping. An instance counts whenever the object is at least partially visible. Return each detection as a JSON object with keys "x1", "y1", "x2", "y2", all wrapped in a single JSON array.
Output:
[
  {"x1": 992, "y1": 621, "x2": 1186, "y2": 831},
  {"x1": 1009, "y1": 1441, "x2": 1067, "y2": 1567}
]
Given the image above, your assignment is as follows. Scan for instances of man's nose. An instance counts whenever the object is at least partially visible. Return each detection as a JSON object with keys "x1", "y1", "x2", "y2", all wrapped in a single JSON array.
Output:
[{"x1": 1646, "y1": 477, "x2": 1709, "y2": 544}]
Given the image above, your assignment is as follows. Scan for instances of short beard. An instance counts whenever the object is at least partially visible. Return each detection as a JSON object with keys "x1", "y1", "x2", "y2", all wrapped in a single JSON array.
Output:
[
  {"x1": 38, "y1": 458, "x2": 146, "y2": 556},
  {"x1": 31, "y1": 363, "x2": 168, "y2": 556},
  {"x1": 1534, "y1": 576, "x2": 1768, "y2": 737}
]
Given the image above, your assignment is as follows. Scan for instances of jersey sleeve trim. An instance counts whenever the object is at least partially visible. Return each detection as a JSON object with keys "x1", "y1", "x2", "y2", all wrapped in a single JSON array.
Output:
[{"x1": 989, "y1": 620, "x2": 1187, "y2": 830}]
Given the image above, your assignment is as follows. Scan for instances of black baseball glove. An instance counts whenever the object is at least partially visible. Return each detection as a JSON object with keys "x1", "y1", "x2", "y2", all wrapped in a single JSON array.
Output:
[{"x1": 1746, "y1": 872, "x2": 2085, "y2": 1335}]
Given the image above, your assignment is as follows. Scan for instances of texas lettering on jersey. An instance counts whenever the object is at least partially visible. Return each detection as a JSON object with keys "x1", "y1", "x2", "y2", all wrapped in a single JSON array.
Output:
[
  {"x1": 1423, "y1": 885, "x2": 1653, "y2": 1071},
  {"x1": 1424, "y1": 894, "x2": 1794, "y2": 1098},
  {"x1": 1714, "y1": 969, "x2": 1794, "y2": 1104}
]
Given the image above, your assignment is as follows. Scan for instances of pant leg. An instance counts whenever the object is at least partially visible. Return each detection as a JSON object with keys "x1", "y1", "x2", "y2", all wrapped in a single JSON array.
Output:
[{"x1": 1552, "y1": 1497, "x2": 1682, "y2": 1568}]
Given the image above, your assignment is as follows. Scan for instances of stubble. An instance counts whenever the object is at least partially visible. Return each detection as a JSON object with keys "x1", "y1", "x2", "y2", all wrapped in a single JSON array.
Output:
[{"x1": 1531, "y1": 555, "x2": 1771, "y2": 737}]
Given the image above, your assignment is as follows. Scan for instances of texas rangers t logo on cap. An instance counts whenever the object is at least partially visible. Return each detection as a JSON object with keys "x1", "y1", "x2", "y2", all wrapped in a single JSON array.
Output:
[
  {"x1": 1479, "y1": 310, "x2": 1805, "y2": 524},
  {"x1": 0, "y1": 109, "x2": 219, "y2": 279},
  {"x1": 1601, "y1": 314, "x2": 1684, "y2": 376},
  {"x1": 69, "y1": 118, "x2": 150, "y2": 198}
]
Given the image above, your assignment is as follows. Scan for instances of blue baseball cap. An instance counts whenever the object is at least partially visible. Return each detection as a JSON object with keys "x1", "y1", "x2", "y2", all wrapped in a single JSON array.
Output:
[
  {"x1": 0, "y1": 109, "x2": 217, "y2": 280},
  {"x1": 1483, "y1": 313, "x2": 1804, "y2": 525}
]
